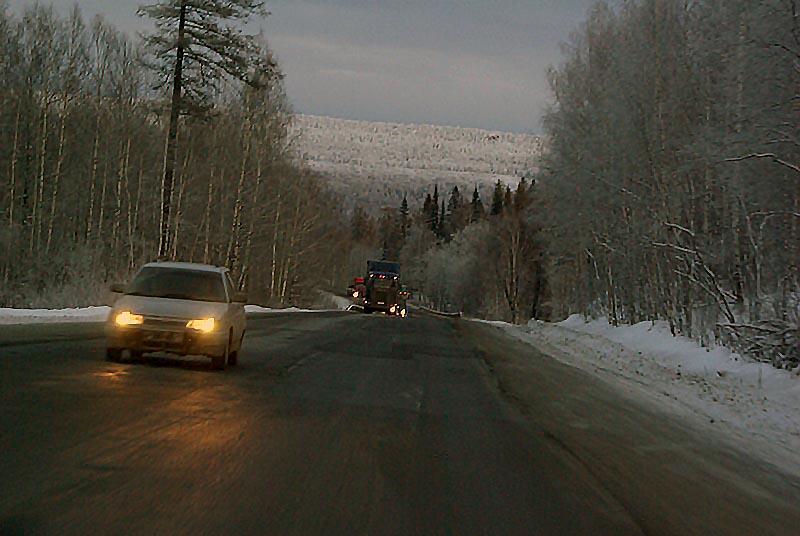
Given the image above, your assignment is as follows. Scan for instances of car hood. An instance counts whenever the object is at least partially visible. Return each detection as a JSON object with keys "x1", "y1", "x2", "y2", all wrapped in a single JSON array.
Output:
[{"x1": 112, "y1": 295, "x2": 228, "y2": 320}]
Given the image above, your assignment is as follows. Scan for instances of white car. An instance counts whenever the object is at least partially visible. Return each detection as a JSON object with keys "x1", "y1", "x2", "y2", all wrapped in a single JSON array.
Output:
[{"x1": 106, "y1": 262, "x2": 247, "y2": 370}]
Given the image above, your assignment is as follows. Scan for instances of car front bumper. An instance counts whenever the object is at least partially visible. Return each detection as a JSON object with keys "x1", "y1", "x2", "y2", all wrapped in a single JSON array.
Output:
[{"x1": 106, "y1": 324, "x2": 227, "y2": 357}]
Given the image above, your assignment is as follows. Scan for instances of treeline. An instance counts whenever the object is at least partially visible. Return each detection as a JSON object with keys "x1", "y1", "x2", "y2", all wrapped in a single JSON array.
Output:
[
  {"x1": 0, "y1": 3, "x2": 349, "y2": 307},
  {"x1": 349, "y1": 179, "x2": 546, "y2": 323},
  {"x1": 541, "y1": 0, "x2": 799, "y2": 365}
]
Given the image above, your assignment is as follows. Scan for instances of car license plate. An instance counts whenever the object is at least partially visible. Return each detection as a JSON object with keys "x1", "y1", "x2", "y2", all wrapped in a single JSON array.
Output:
[{"x1": 145, "y1": 331, "x2": 178, "y2": 343}]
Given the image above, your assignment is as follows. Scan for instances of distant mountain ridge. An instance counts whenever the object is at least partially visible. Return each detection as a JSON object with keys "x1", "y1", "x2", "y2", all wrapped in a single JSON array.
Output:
[{"x1": 289, "y1": 114, "x2": 543, "y2": 210}]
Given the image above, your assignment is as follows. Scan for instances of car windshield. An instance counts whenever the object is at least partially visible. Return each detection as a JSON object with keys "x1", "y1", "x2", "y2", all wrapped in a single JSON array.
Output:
[{"x1": 126, "y1": 267, "x2": 227, "y2": 303}]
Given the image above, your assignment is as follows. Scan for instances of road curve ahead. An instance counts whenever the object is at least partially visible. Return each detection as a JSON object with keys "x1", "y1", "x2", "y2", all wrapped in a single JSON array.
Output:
[{"x1": 1, "y1": 311, "x2": 799, "y2": 535}]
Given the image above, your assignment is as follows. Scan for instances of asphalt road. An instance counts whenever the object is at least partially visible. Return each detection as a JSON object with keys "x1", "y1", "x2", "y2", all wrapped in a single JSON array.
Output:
[{"x1": 1, "y1": 311, "x2": 799, "y2": 535}]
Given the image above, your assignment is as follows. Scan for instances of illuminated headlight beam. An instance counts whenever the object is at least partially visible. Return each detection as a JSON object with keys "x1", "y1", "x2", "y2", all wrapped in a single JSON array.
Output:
[
  {"x1": 115, "y1": 311, "x2": 143, "y2": 327},
  {"x1": 186, "y1": 317, "x2": 216, "y2": 333}
]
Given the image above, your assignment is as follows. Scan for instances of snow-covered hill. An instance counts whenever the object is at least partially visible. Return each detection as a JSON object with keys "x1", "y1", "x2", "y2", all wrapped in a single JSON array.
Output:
[{"x1": 289, "y1": 115, "x2": 543, "y2": 209}]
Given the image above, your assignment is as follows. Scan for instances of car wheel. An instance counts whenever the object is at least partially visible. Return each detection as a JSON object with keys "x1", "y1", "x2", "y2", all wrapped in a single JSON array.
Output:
[
  {"x1": 227, "y1": 350, "x2": 238, "y2": 367},
  {"x1": 106, "y1": 348, "x2": 122, "y2": 362},
  {"x1": 228, "y1": 332, "x2": 244, "y2": 367},
  {"x1": 212, "y1": 334, "x2": 230, "y2": 370}
]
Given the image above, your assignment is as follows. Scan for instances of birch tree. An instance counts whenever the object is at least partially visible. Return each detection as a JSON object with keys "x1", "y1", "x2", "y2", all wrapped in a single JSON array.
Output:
[
  {"x1": 540, "y1": 0, "x2": 799, "y2": 365},
  {"x1": 138, "y1": 0, "x2": 277, "y2": 258}
]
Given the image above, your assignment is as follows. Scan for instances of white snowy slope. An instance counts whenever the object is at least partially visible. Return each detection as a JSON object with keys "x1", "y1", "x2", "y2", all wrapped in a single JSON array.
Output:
[
  {"x1": 478, "y1": 315, "x2": 800, "y2": 475},
  {"x1": 289, "y1": 114, "x2": 543, "y2": 208}
]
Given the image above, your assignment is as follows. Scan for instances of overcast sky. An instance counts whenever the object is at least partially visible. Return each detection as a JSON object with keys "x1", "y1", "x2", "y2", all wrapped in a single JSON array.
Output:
[{"x1": 8, "y1": 0, "x2": 594, "y2": 133}]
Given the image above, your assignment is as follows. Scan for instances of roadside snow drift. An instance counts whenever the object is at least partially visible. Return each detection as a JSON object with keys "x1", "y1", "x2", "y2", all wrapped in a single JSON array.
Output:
[
  {"x1": 244, "y1": 305, "x2": 319, "y2": 314},
  {"x1": 0, "y1": 306, "x2": 111, "y2": 325},
  {"x1": 480, "y1": 315, "x2": 800, "y2": 475},
  {"x1": 0, "y1": 304, "x2": 344, "y2": 324}
]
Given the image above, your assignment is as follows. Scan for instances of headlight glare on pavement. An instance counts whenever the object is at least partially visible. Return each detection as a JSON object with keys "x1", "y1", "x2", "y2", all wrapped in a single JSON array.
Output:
[
  {"x1": 186, "y1": 317, "x2": 216, "y2": 333},
  {"x1": 115, "y1": 311, "x2": 144, "y2": 327}
]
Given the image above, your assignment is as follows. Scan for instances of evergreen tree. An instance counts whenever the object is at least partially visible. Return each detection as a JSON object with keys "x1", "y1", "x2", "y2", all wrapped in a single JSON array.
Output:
[
  {"x1": 447, "y1": 185, "x2": 468, "y2": 234},
  {"x1": 515, "y1": 177, "x2": 529, "y2": 211},
  {"x1": 470, "y1": 186, "x2": 485, "y2": 222},
  {"x1": 423, "y1": 193, "x2": 435, "y2": 230},
  {"x1": 447, "y1": 185, "x2": 462, "y2": 215},
  {"x1": 399, "y1": 194, "x2": 409, "y2": 239},
  {"x1": 431, "y1": 184, "x2": 440, "y2": 232},
  {"x1": 490, "y1": 180, "x2": 505, "y2": 216},
  {"x1": 422, "y1": 193, "x2": 432, "y2": 219},
  {"x1": 438, "y1": 200, "x2": 448, "y2": 240},
  {"x1": 138, "y1": 0, "x2": 276, "y2": 258},
  {"x1": 504, "y1": 185, "x2": 513, "y2": 212}
]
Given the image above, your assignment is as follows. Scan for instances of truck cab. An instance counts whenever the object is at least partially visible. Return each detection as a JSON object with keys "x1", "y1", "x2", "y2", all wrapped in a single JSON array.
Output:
[{"x1": 364, "y1": 260, "x2": 406, "y2": 317}]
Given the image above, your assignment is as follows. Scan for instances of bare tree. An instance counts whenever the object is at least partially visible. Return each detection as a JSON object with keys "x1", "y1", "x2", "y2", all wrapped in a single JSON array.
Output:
[{"x1": 138, "y1": 0, "x2": 277, "y2": 258}]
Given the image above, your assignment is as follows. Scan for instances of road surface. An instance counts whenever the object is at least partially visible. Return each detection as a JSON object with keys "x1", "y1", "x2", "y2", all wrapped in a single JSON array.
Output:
[{"x1": 1, "y1": 311, "x2": 799, "y2": 535}]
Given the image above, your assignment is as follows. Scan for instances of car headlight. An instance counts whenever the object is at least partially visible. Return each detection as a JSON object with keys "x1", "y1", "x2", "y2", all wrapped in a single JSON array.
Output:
[
  {"x1": 353, "y1": 291, "x2": 359, "y2": 298},
  {"x1": 115, "y1": 311, "x2": 143, "y2": 327},
  {"x1": 186, "y1": 317, "x2": 216, "y2": 333}
]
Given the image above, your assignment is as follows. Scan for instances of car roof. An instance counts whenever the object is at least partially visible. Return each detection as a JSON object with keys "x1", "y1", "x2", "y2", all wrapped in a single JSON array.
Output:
[{"x1": 142, "y1": 261, "x2": 227, "y2": 274}]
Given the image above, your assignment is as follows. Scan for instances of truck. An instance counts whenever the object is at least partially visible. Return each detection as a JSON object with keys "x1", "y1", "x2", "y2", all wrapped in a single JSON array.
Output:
[
  {"x1": 363, "y1": 260, "x2": 408, "y2": 317},
  {"x1": 347, "y1": 276, "x2": 367, "y2": 308}
]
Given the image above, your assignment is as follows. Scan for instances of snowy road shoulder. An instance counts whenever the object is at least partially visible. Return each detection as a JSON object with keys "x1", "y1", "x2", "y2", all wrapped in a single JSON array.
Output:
[
  {"x1": 477, "y1": 315, "x2": 800, "y2": 476},
  {"x1": 0, "y1": 307, "x2": 112, "y2": 325},
  {"x1": 0, "y1": 304, "x2": 347, "y2": 325}
]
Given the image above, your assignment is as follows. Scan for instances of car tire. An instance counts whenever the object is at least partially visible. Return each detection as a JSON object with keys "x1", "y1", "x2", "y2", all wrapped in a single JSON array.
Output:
[
  {"x1": 228, "y1": 332, "x2": 244, "y2": 367},
  {"x1": 212, "y1": 334, "x2": 231, "y2": 370},
  {"x1": 227, "y1": 334, "x2": 238, "y2": 367},
  {"x1": 106, "y1": 348, "x2": 122, "y2": 362}
]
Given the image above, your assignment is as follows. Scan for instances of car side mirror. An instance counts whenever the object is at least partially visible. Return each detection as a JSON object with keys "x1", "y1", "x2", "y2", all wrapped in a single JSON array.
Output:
[
  {"x1": 110, "y1": 283, "x2": 125, "y2": 294},
  {"x1": 233, "y1": 292, "x2": 248, "y2": 303}
]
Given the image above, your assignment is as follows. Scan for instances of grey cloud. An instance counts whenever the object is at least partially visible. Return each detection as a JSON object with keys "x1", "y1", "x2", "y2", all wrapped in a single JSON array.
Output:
[{"x1": 7, "y1": 0, "x2": 594, "y2": 132}]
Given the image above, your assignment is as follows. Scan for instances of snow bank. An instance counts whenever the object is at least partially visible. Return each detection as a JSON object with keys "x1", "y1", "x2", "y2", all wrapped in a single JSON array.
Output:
[
  {"x1": 0, "y1": 306, "x2": 111, "y2": 325},
  {"x1": 244, "y1": 305, "x2": 320, "y2": 314},
  {"x1": 326, "y1": 294, "x2": 354, "y2": 311},
  {"x1": 556, "y1": 315, "x2": 799, "y2": 393},
  {"x1": 0, "y1": 304, "x2": 335, "y2": 324},
  {"x1": 315, "y1": 291, "x2": 353, "y2": 311},
  {"x1": 480, "y1": 315, "x2": 800, "y2": 474}
]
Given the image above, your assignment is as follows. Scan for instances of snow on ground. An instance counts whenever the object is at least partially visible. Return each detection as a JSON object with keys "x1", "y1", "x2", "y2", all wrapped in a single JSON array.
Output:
[
  {"x1": 0, "y1": 306, "x2": 111, "y2": 324},
  {"x1": 316, "y1": 291, "x2": 353, "y2": 311},
  {"x1": 479, "y1": 315, "x2": 800, "y2": 475},
  {"x1": 0, "y1": 303, "x2": 345, "y2": 324},
  {"x1": 244, "y1": 305, "x2": 320, "y2": 314}
]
